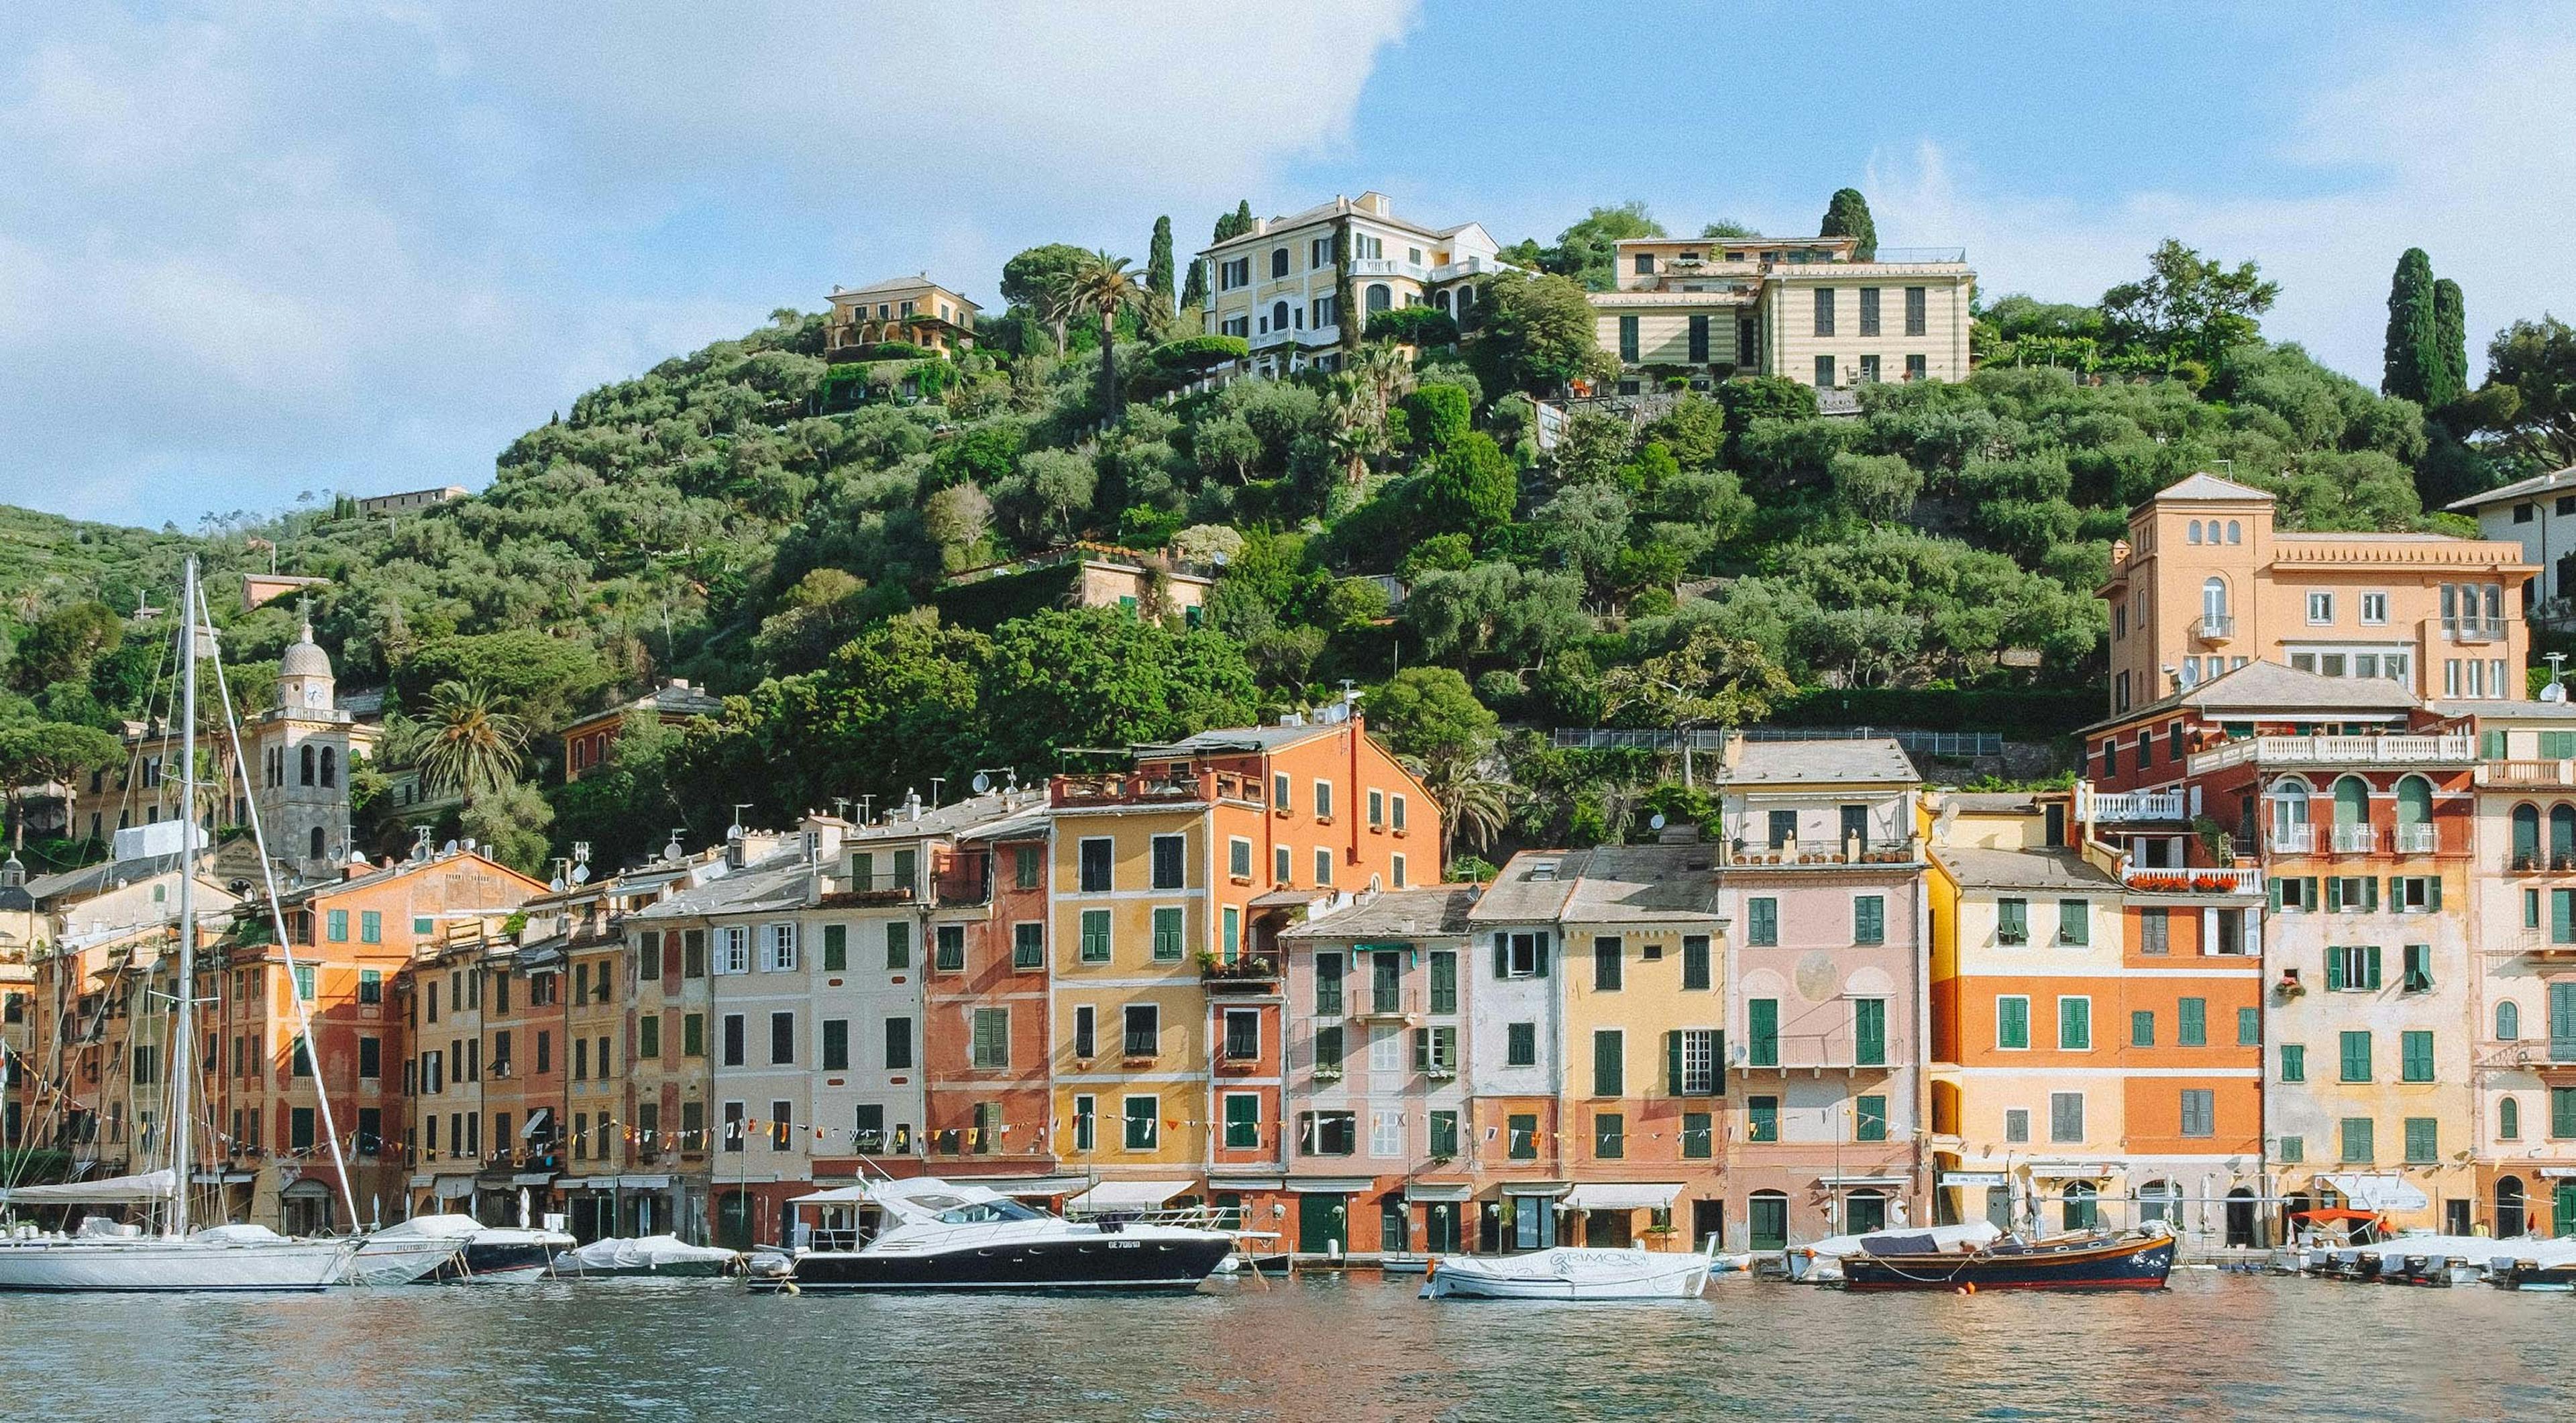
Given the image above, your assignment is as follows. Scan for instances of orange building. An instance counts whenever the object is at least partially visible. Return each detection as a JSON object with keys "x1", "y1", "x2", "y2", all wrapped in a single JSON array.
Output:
[
  {"x1": 1045, "y1": 710, "x2": 1437, "y2": 1220},
  {"x1": 2100, "y1": 472, "x2": 2534, "y2": 717},
  {"x1": 559, "y1": 680, "x2": 724, "y2": 783},
  {"x1": 922, "y1": 799, "x2": 1061, "y2": 1185}
]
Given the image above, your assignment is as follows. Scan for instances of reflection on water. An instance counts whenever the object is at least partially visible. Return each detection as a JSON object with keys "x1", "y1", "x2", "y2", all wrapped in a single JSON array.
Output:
[{"x1": 1, "y1": 1270, "x2": 2567, "y2": 1422}]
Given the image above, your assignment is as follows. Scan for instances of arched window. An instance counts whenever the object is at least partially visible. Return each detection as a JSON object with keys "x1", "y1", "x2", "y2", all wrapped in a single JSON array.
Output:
[
  {"x1": 1270, "y1": 248, "x2": 1289, "y2": 279},
  {"x1": 2201, "y1": 577, "x2": 2228, "y2": 627},
  {"x1": 309, "y1": 826, "x2": 325, "y2": 861},
  {"x1": 2227, "y1": 520, "x2": 2242, "y2": 544},
  {"x1": 1271, "y1": 300, "x2": 1289, "y2": 333},
  {"x1": 2502, "y1": 1096, "x2": 2522, "y2": 1141},
  {"x1": 2138, "y1": 1179, "x2": 2178, "y2": 1223},
  {"x1": 2500, "y1": 1000, "x2": 2523, "y2": 1040},
  {"x1": 2515, "y1": 802, "x2": 2543, "y2": 867},
  {"x1": 1748, "y1": 1190, "x2": 1789, "y2": 1250},
  {"x1": 2269, "y1": 776, "x2": 2312, "y2": 849},
  {"x1": 2061, "y1": 1181, "x2": 2098, "y2": 1232},
  {"x1": 2186, "y1": 521, "x2": 2204, "y2": 545},
  {"x1": 1843, "y1": 1188, "x2": 1887, "y2": 1234},
  {"x1": 2498, "y1": 1176, "x2": 2528, "y2": 1238},
  {"x1": 1435, "y1": 289, "x2": 1452, "y2": 312},
  {"x1": 2554, "y1": 804, "x2": 2576, "y2": 866},
  {"x1": 1365, "y1": 283, "x2": 1392, "y2": 314},
  {"x1": 2331, "y1": 776, "x2": 2369, "y2": 827},
  {"x1": 299, "y1": 745, "x2": 316, "y2": 787},
  {"x1": 320, "y1": 747, "x2": 337, "y2": 789}
]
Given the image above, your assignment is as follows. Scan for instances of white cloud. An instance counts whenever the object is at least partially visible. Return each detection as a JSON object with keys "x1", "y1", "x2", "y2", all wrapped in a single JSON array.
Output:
[
  {"x1": 0, "y1": 1, "x2": 1419, "y2": 525},
  {"x1": 1868, "y1": 9, "x2": 2576, "y2": 384}
]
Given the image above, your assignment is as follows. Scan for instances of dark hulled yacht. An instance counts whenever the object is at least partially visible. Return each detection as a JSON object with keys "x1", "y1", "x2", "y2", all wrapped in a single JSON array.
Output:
[{"x1": 746, "y1": 1176, "x2": 1234, "y2": 1294}]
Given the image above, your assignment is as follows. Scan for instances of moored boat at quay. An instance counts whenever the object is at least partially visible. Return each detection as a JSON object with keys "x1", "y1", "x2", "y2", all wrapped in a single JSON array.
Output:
[
  {"x1": 746, "y1": 1175, "x2": 1234, "y2": 1294},
  {"x1": 1419, "y1": 1238, "x2": 1727, "y2": 1301},
  {"x1": 1836, "y1": 1225, "x2": 2176, "y2": 1292}
]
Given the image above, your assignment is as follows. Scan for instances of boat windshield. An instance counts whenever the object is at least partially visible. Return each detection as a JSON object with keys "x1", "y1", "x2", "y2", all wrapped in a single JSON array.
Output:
[{"x1": 933, "y1": 1199, "x2": 1044, "y2": 1225}]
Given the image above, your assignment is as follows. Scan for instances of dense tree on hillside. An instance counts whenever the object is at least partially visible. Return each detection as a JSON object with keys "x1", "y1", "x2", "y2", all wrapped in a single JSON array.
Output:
[
  {"x1": 1463, "y1": 272, "x2": 1617, "y2": 395},
  {"x1": 2383, "y1": 248, "x2": 2442, "y2": 405},
  {"x1": 1062, "y1": 252, "x2": 1150, "y2": 422},
  {"x1": 2099, "y1": 240, "x2": 2280, "y2": 369},
  {"x1": 2433, "y1": 279, "x2": 2469, "y2": 410},
  {"x1": 2477, "y1": 317, "x2": 2576, "y2": 466},
  {"x1": 1146, "y1": 217, "x2": 1176, "y2": 312},
  {"x1": 1540, "y1": 203, "x2": 1664, "y2": 291},
  {"x1": 0, "y1": 720, "x2": 122, "y2": 851},
  {"x1": 1818, "y1": 189, "x2": 1878, "y2": 261},
  {"x1": 1701, "y1": 220, "x2": 1758, "y2": 240},
  {"x1": 9, "y1": 601, "x2": 122, "y2": 692}
]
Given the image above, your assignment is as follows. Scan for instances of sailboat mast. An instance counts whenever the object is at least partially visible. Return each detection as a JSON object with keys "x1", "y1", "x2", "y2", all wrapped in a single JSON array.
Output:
[{"x1": 170, "y1": 556, "x2": 197, "y2": 1238}]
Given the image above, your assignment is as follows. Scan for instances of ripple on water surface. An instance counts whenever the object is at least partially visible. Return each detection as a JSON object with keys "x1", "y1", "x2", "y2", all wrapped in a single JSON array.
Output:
[{"x1": 1, "y1": 1270, "x2": 2567, "y2": 1422}]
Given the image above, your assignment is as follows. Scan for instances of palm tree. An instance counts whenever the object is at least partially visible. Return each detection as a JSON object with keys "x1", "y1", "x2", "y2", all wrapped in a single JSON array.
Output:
[
  {"x1": 408, "y1": 680, "x2": 529, "y2": 799},
  {"x1": 1407, "y1": 752, "x2": 1510, "y2": 872},
  {"x1": 1322, "y1": 371, "x2": 1389, "y2": 485},
  {"x1": 1063, "y1": 251, "x2": 1146, "y2": 423},
  {"x1": 1334, "y1": 208, "x2": 1361, "y2": 364},
  {"x1": 1036, "y1": 272, "x2": 1080, "y2": 359}
]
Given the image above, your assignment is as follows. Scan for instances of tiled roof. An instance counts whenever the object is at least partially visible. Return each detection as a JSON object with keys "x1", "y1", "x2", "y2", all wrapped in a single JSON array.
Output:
[
  {"x1": 1933, "y1": 846, "x2": 2118, "y2": 892},
  {"x1": 845, "y1": 790, "x2": 1035, "y2": 844},
  {"x1": 1466, "y1": 851, "x2": 1582, "y2": 924},
  {"x1": 2152, "y1": 472, "x2": 2275, "y2": 503},
  {"x1": 1464, "y1": 845, "x2": 1722, "y2": 925},
  {"x1": 2079, "y1": 658, "x2": 2418, "y2": 734},
  {"x1": 26, "y1": 852, "x2": 189, "y2": 902},
  {"x1": 1135, "y1": 722, "x2": 1340, "y2": 756},
  {"x1": 1279, "y1": 886, "x2": 1483, "y2": 941},
  {"x1": 630, "y1": 849, "x2": 816, "y2": 919},
  {"x1": 2430, "y1": 697, "x2": 2576, "y2": 720},
  {"x1": 1719, "y1": 738, "x2": 1919, "y2": 787},
  {"x1": 2446, "y1": 464, "x2": 2576, "y2": 512}
]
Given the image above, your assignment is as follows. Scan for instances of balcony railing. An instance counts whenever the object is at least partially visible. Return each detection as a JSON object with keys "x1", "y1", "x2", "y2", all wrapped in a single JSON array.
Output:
[
  {"x1": 1249, "y1": 327, "x2": 1294, "y2": 352},
  {"x1": 2195, "y1": 614, "x2": 2236, "y2": 642},
  {"x1": 1733, "y1": 1029, "x2": 1905, "y2": 1073},
  {"x1": 2393, "y1": 823, "x2": 2439, "y2": 854},
  {"x1": 1722, "y1": 835, "x2": 1923, "y2": 867},
  {"x1": 2118, "y1": 857, "x2": 2265, "y2": 896},
  {"x1": 1054, "y1": 769, "x2": 1264, "y2": 809},
  {"x1": 2270, "y1": 825, "x2": 2315, "y2": 854},
  {"x1": 2505, "y1": 851, "x2": 2576, "y2": 874},
  {"x1": 1199, "y1": 954, "x2": 1281, "y2": 991},
  {"x1": 2330, "y1": 824, "x2": 2377, "y2": 854},
  {"x1": 2188, "y1": 733, "x2": 2477, "y2": 775},
  {"x1": 2446, "y1": 618, "x2": 2506, "y2": 644},
  {"x1": 2479, "y1": 759, "x2": 2576, "y2": 789},
  {"x1": 2090, "y1": 789, "x2": 2187, "y2": 823}
]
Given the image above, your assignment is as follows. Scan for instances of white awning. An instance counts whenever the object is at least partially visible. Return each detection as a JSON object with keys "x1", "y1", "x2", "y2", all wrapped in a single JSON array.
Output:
[
  {"x1": 1819, "y1": 1174, "x2": 1911, "y2": 1188},
  {"x1": 619, "y1": 1174, "x2": 672, "y2": 1190},
  {"x1": 1941, "y1": 1172, "x2": 2008, "y2": 1188},
  {"x1": 1404, "y1": 1182, "x2": 1474, "y2": 1203},
  {"x1": 432, "y1": 1175, "x2": 476, "y2": 1200},
  {"x1": 1562, "y1": 1182, "x2": 1684, "y2": 1212},
  {"x1": 407, "y1": 1173, "x2": 433, "y2": 1189},
  {"x1": 510, "y1": 1173, "x2": 555, "y2": 1187},
  {"x1": 1065, "y1": 1179, "x2": 1194, "y2": 1212},
  {"x1": 788, "y1": 1184, "x2": 873, "y2": 1206},
  {"x1": 190, "y1": 1170, "x2": 257, "y2": 1184},
  {"x1": 1285, "y1": 1177, "x2": 1377, "y2": 1195},
  {"x1": 0, "y1": 1168, "x2": 175, "y2": 1204},
  {"x1": 1205, "y1": 1176, "x2": 1285, "y2": 1193},
  {"x1": 1502, "y1": 1181, "x2": 1571, "y2": 1198},
  {"x1": 2326, "y1": 1173, "x2": 2430, "y2": 1212}
]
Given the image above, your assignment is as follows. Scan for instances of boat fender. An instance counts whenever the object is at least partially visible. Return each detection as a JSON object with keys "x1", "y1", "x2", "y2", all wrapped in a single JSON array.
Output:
[
  {"x1": 781, "y1": 1279, "x2": 801, "y2": 1296},
  {"x1": 1424, "y1": 1259, "x2": 1436, "y2": 1280},
  {"x1": 1957, "y1": 1283, "x2": 1976, "y2": 1296}
]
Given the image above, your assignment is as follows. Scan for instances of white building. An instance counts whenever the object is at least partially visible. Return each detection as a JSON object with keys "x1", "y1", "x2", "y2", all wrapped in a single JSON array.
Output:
[
  {"x1": 2448, "y1": 465, "x2": 2576, "y2": 621},
  {"x1": 1194, "y1": 192, "x2": 1512, "y2": 379}
]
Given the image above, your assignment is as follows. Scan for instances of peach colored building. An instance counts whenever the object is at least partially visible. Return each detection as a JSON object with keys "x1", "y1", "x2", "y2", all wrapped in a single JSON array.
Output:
[{"x1": 2100, "y1": 472, "x2": 2535, "y2": 718}]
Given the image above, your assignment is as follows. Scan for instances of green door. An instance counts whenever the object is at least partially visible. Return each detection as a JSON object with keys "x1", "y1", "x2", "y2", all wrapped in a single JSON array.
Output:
[
  {"x1": 1750, "y1": 1193, "x2": 1788, "y2": 1250},
  {"x1": 1298, "y1": 1194, "x2": 1347, "y2": 1254},
  {"x1": 2557, "y1": 1182, "x2": 2576, "y2": 1238},
  {"x1": 715, "y1": 1190, "x2": 754, "y2": 1251}
]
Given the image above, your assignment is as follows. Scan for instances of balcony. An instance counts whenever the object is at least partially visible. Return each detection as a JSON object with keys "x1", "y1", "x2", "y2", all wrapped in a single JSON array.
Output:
[
  {"x1": 1430, "y1": 255, "x2": 1508, "y2": 282},
  {"x1": 1054, "y1": 769, "x2": 1265, "y2": 810},
  {"x1": 2188, "y1": 733, "x2": 2477, "y2": 775},
  {"x1": 1346, "y1": 257, "x2": 1432, "y2": 282},
  {"x1": 2195, "y1": 614, "x2": 2236, "y2": 643},
  {"x1": 2506, "y1": 851, "x2": 2576, "y2": 875},
  {"x1": 1722, "y1": 835, "x2": 1923, "y2": 868},
  {"x1": 2330, "y1": 824, "x2": 2378, "y2": 855},
  {"x1": 1734, "y1": 1031, "x2": 1905, "y2": 1075},
  {"x1": 2270, "y1": 825, "x2": 2316, "y2": 854},
  {"x1": 2090, "y1": 789, "x2": 2187, "y2": 823},
  {"x1": 1199, "y1": 954, "x2": 1281, "y2": 992},
  {"x1": 2479, "y1": 759, "x2": 2576, "y2": 789},
  {"x1": 933, "y1": 853, "x2": 992, "y2": 908},
  {"x1": 2118, "y1": 857, "x2": 2265, "y2": 897},
  {"x1": 2447, "y1": 618, "x2": 2506, "y2": 644},
  {"x1": 2393, "y1": 823, "x2": 2439, "y2": 854},
  {"x1": 833, "y1": 871, "x2": 918, "y2": 904},
  {"x1": 1356, "y1": 989, "x2": 1423, "y2": 1026},
  {"x1": 1250, "y1": 326, "x2": 1294, "y2": 352}
]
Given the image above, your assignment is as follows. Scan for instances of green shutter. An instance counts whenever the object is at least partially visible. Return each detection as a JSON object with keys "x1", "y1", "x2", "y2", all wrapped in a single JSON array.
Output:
[
  {"x1": 1533, "y1": 933, "x2": 1550, "y2": 978},
  {"x1": 1666, "y1": 1031, "x2": 1684, "y2": 1096},
  {"x1": 1750, "y1": 999, "x2": 1780, "y2": 1065},
  {"x1": 2365, "y1": 945, "x2": 2381, "y2": 988},
  {"x1": 2326, "y1": 878, "x2": 2343, "y2": 911},
  {"x1": 1593, "y1": 1030, "x2": 1623, "y2": 1097},
  {"x1": 2429, "y1": 877, "x2": 2442, "y2": 911},
  {"x1": 1493, "y1": 932, "x2": 1510, "y2": 979}
]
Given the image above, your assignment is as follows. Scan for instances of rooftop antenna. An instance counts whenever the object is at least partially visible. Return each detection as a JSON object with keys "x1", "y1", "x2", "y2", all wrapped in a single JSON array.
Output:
[
  {"x1": 549, "y1": 857, "x2": 571, "y2": 893},
  {"x1": 856, "y1": 794, "x2": 874, "y2": 825},
  {"x1": 665, "y1": 827, "x2": 688, "y2": 861},
  {"x1": 832, "y1": 796, "x2": 851, "y2": 821},
  {"x1": 928, "y1": 777, "x2": 945, "y2": 808},
  {"x1": 2546, "y1": 653, "x2": 2570, "y2": 704},
  {"x1": 729, "y1": 804, "x2": 753, "y2": 840},
  {"x1": 571, "y1": 840, "x2": 592, "y2": 884}
]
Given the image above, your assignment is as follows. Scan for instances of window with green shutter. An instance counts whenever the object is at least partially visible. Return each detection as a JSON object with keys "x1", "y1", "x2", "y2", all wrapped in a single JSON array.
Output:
[
  {"x1": 1595, "y1": 1112, "x2": 1625, "y2": 1159},
  {"x1": 1682, "y1": 1110, "x2": 1713, "y2": 1159},
  {"x1": 1749, "y1": 998, "x2": 1780, "y2": 1065},
  {"x1": 884, "y1": 920, "x2": 910, "y2": 969},
  {"x1": 1222, "y1": 906, "x2": 1240, "y2": 960},
  {"x1": 2555, "y1": 889, "x2": 2575, "y2": 945},
  {"x1": 1681, "y1": 935, "x2": 1711, "y2": 991},
  {"x1": 822, "y1": 923, "x2": 847, "y2": 971},
  {"x1": 2178, "y1": 997, "x2": 2206, "y2": 1046},
  {"x1": 1996, "y1": 898, "x2": 2029, "y2": 945},
  {"x1": 1315, "y1": 953, "x2": 1343, "y2": 1014},
  {"x1": 2277, "y1": 1134, "x2": 2304, "y2": 1163},
  {"x1": 971, "y1": 1008, "x2": 1009, "y2": 1069},
  {"x1": 1997, "y1": 996, "x2": 2030, "y2": 1050},
  {"x1": 1748, "y1": 898, "x2": 1778, "y2": 946},
  {"x1": 2280, "y1": 1043, "x2": 2306, "y2": 1081},
  {"x1": 2237, "y1": 1006, "x2": 2259, "y2": 1046},
  {"x1": 1080, "y1": 909, "x2": 1112, "y2": 963},
  {"x1": 360, "y1": 910, "x2": 380, "y2": 944},
  {"x1": 2553, "y1": 1087, "x2": 2576, "y2": 1139},
  {"x1": 326, "y1": 909, "x2": 348, "y2": 943},
  {"x1": 1748, "y1": 1096, "x2": 1779, "y2": 1142},
  {"x1": 1014, "y1": 845, "x2": 1042, "y2": 889},
  {"x1": 1593, "y1": 1029, "x2": 1624, "y2": 1097},
  {"x1": 1854, "y1": 894, "x2": 1885, "y2": 945},
  {"x1": 2400, "y1": 1116, "x2": 2437, "y2": 1163},
  {"x1": 1429, "y1": 1110, "x2": 1458, "y2": 1159},
  {"x1": 2339, "y1": 1030, "x2": 2372, "y2": 1082},
  {"x1": 934, "y1": 924, "x2": 966, "y2": 972},
  {"x1": 2131, "y1": 1010, "x2": 2155, "y2": 1047},
  {"x1": 2057, "y1": 996, "x2": 2091, "y2": 1050},
  {"x1": 1013, "y1": 922, "x2": 1044, "y2": 969},
  {"x1": 2546, "y1": 731, "x2": 2576, "y2": 758},
  {"x1": 2057, "y1": 899, "x2": 2088, "y2": 945},
  {"x1": 1855, "y1": 1094, "x2": 1888, "y2": 1142},
  {"x1": 1853, "y1": 998, "x2": 1886, "y2": 1066},
  {"x1": 1508, "y1": 1112, "x2": 1538, "y2": 1160},
  {"x1": 1430, "y1": 951, "x2": 1458, "y2": 1013},
  {"x1": 1223, "y1": 1093, "x2": 1260, "y2": 1149},
  {"x1": 1151, "y1": 907, "x2": 1185, "y2": 961},
  {"x1": 2401, "y1": 1030, "x2": 2434, "y2": 1081}
]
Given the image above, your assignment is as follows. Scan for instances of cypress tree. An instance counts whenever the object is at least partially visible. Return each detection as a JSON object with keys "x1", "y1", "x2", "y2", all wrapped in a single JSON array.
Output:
[
  {"x1": 2382, "y1": 248, "x2": 2438, "y2": 402},
  {"x1": 2432, "y1": 277, "x2": 2468, "y2": 411},
  {"x1": 1212, "y1": 200, "x2": 1254, "y2": 244},
  {"x1": 1180, "y1": 254, "x2": 1205, "y2": 312},
  {"x1": 1147, "y1": 215, "x2": 1176, "y2": 311},
  {"x1": 1819, "y1": 188, "x2": 1877, "y2": 260}
]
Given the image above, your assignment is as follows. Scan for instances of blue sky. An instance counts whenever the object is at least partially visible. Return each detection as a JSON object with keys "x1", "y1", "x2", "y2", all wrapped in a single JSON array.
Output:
[{"x1": 3, "y1": 1, "x2": 2570, "y2": 529}]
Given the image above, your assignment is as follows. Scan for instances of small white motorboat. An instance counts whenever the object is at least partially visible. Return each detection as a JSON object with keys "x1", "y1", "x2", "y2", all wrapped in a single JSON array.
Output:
[
  {"x1": 347, "y1": 1219, "x2": 471, "y2": 1286},
  {"x1": 1420, "y1": 1237, "x2": 1723, "y2": 1301}
]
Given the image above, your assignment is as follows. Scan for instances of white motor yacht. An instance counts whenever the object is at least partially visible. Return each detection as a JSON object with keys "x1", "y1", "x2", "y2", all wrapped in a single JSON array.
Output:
[{"x1": 746, "y1": 1176, "x2": 1233, "y2": 1294}]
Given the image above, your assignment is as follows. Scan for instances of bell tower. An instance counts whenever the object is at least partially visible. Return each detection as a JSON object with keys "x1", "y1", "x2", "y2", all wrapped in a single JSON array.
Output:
[{"x1": 251, "y1": 611, "x2": 353, "y2": 882}]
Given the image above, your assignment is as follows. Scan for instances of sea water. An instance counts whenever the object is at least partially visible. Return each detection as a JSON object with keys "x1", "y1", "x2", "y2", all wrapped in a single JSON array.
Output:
[{"x1": 1, "y1": 1269, "x2": 2564, "y2": 1420}]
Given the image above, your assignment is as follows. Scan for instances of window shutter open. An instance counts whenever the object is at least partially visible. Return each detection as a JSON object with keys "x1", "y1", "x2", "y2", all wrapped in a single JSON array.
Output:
[
  {"x1": 2326, "y1": 878, "x2": 2342, "y2": 911},
  {"x1": 2429, "y1": 878, "x2": 2442, "y2": 911},
  {"x1": 1666, "y1": 1031, "x2": 1684, "y2": 1096},
  {"x1": 1493, "y1": 932, "x2": 1509, "y2": 979},
  {"x1": 1534, "y1": 934, "x2": 1550, "y2": 978},
  {"x1": 2366, "y1": 945, "x2": 2381, "y2": 988},
  {"x1": 2387, "y1": 876, "x2": 2402, "y2": 912},
  {"x1": 2365, "y1": 878, "x2": 2379, "y2": 912},
  {"x1": 2269, "y1": 879, "x2": 2283, "y2": 912},
  {"x1": 2326, "y1": 950, "x2": 2345, "y2": 992}
]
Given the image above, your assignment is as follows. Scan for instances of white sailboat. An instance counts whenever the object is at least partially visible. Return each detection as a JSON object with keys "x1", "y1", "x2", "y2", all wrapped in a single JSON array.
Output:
[{"x1": 0, "y1": 559, "x2": 356, "y2": 1291}]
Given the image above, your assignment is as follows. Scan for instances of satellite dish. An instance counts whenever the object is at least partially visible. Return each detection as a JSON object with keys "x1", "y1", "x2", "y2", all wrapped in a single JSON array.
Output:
[
  {"x1": 1649, "y1": 813, "x2": 1668, "y2": 831},
  {"x1": 971, "y1": 772, "x2": 992, "y2": 794},
  {"x1": 726, "y1": 824, "x2": 745, "y2": 841},
  {"x1": 2544, "y1": 682, "x2": 2568, "y2": 704},
  {"x1": 441, "y1": 840, "x2": 459, "y2": 855},
  {"x1": 571, "y1": 863, "x2": 591, "y2": 884},
  {"x1": 549, "y1": 877, "x2": 568, "y2": 893}
]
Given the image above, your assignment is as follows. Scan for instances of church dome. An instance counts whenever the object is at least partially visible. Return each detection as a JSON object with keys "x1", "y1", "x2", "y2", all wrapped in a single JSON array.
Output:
[{"x1": 280, "y1": 620, "x2": 333, "y2": 680}]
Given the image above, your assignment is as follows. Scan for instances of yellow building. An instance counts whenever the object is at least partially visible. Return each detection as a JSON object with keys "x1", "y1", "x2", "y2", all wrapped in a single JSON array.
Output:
[
  {"x1": 824, "y1": 275, "x2": 981, "y2": 359},
  {"x1": 1195, "y1": 193, "x2": 1511, "y2": 378},
  {"x1": 1590, "y1": 235, "x2": 1974, "y2": 396}
]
